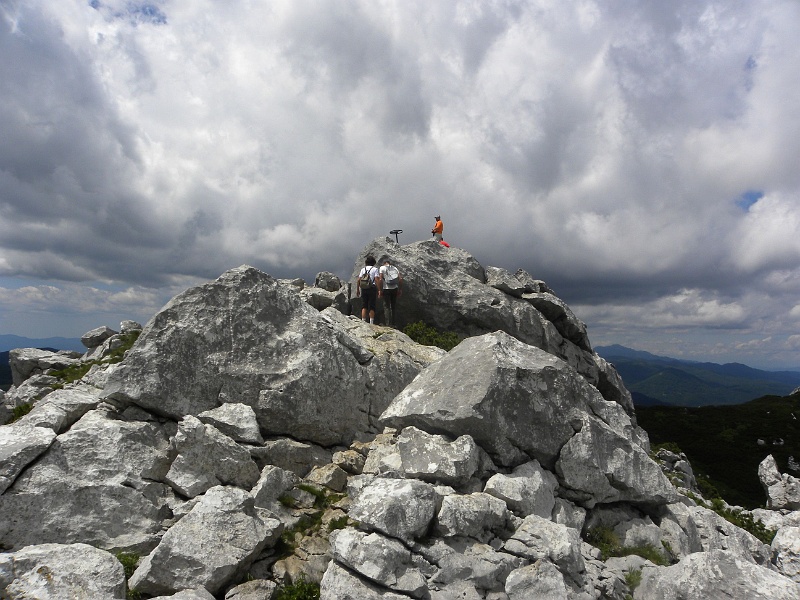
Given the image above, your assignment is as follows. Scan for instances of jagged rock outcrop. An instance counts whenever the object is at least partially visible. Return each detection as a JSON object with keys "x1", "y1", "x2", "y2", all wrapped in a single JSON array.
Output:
[
  {"x1": 381, "y1": 331, "x2": 670, "y2": 508},
  {"x1": 2, "y1": 247, "x2": 798, "y2": 599},
  {"x1": 8, "y1": 348, "x2": 82, "y2": 388},
  {"x1": 353, "y1": 237, "x2": 635, "y2": 417},
  {"x1": 760, "y1": 454, "x2": 800, "y2": 510}
]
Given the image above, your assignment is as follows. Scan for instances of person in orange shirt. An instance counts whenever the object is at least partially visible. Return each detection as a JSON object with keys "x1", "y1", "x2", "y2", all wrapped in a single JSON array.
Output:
[{"x1": 431, "y1": 215, "x2": 443, "y2": 242}]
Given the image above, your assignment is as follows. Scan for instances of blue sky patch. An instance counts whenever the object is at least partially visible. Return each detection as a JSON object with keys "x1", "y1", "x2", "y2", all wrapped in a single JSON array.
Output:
[
  {"x1": 89, "y1": 1, "x2": 167, "y2": 25},
  {"x1": 736, "y1": 190, "x2": 763, "y2": 211}
]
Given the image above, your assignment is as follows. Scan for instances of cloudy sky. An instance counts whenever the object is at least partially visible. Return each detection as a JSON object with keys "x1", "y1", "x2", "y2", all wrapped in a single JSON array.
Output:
[{"x1": 1, "y1": 0, "x2": 799, "y2": 369}]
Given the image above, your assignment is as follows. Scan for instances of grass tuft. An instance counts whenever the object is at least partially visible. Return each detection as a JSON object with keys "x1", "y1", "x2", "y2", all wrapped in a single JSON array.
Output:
[{"x1": 403, "y1": 321, "x2": 461, "y2": 351}]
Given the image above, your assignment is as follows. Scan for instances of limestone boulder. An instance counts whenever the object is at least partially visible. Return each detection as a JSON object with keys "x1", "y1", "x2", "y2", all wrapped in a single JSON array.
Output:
[
  {"x1": 8, "y1": 348, "x2": 82, "y2": 387},
  {"x1": 365, "y1": 426, "x2": 488, "y2": 487},
  {"x1": 0, "y1": 542, "x2": 126, "y2": 599},
  {"x1": 13, "y1": 384, "x2": 101, "y2": 433},
  {"x1": 382, "y1": 332, "x2": 620, "y2": 468},
  {"x1": 423, "y1": 537, "x2": 523, "y2": 593},
  {"x1": 197, "y1": 403, "x2": 263, "y2": 445},
  {"x1": 102, "y1": 265, "x2": 440, "y2": 447},
  {"x1": 435, "y1": 492, "x2": 510, "y2": 542},
  {"x1": 505, "y1": 560, "x2": 569, "y2": 600},
  {"x1": 760, "y1": 455, "x2": 800, "y2": 510},
  {"x1": 320, "y1": 561, "x2": 411, "y2": 600},
  {"x1": 503, "y1": 515, "x2": 585, "y2": 585},
  {"x1": 329, "y1": 528, "x2": 428, "y2": 597},
  {"x1": 165, "y1": 416, "x2": 261, "y2": 498},
  {"x1": 381, "y1": 331, "x2": 673, "y2": 509},
  {"x1": 484, "y1": 459, "x2": 559, "y2": 518},
  {"x1": 773, "y1": 526, "x2": 800, "y2": 583},
  {"x1": 0, "y1": 409, "x2": 171, "y2": 552},
  {"x1": 129, "y1": 486, "x2": 283, "y2": 597},
  {"x1": 555, "y1": 415, "x2": 677, "y2": 508},
  {"x1": 635, "y1": 548, "x2": 800, "y2": 600},
  {"x1": 81, "y1": 325, "x2": 118, "y2": 348},
  {"x1": 348, "y1": 476, "x2": 438, "y2": 542},
  {"x1": 0, "y1": 424, "x2": 56, "y2": 494}
]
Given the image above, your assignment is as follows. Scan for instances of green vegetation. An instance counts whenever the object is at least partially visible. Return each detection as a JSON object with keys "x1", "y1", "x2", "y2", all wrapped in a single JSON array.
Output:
[
  {"x1": 50, "y1": 331, "x2": 140, "y2": 388},
  {"x1": 683, "y1": 493, "x2": 777, "y2": 545},
  {"x1": 115, "y1": 552, "x2": 141, "y2": 600},
  {"x1": 115, "y1": 552, "x2": 140, "y2": 579},
  {"x1": 327, "y1": 514, "x2": 349, "y2": 532},
  {"x1": 8, "y1": 402, "x2": 33, "y2": 423},
  {"x1": 403, "y1": 321, "x2": 461, "y2": 351},
  {"x1": 585, "y1": 526, "x2": 669, "y2": 566},
  {"x1": 624, "y1": 568, "x2": 642, "y2": 591},
  {"x1": 637, "y1": 393, "x2": 800, "y2": 508},
  {"x1": 274, "y1": 485, "x2": 348, "y2": 559},
  {"x1": 275, "y1": 575, "x2": 320, "y2": 600}
]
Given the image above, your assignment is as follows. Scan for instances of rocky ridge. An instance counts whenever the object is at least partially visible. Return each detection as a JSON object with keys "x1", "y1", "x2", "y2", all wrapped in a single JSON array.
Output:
[{"x1": 0, "y1": 237, "x2": 796, "y2": 599}]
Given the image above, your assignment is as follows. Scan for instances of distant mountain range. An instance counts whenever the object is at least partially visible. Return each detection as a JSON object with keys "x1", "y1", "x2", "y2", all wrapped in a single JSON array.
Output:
[
  {"x1": 0, "y1": 335, "x2": 85, "y2": 354},
  {"x1": 596, "y1": 344, "x2": 800, "y2": 407}
]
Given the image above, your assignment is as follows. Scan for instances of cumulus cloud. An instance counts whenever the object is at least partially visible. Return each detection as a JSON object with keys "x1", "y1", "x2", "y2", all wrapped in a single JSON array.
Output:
[{"x1": 1, "y1": 0, "x2": 800, "y2": 367}]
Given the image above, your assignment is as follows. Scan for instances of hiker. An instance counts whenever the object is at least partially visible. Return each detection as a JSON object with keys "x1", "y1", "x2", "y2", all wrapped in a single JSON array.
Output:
[
  {"x1": 356, "y1": 255, "x2": 379, "y2": 324},
  {"x1": 377, "y1": 259, "x2": 403, "y2": 327},
  {"x1": 431, "y1": 215, "x2": 443, "y2": 242}
]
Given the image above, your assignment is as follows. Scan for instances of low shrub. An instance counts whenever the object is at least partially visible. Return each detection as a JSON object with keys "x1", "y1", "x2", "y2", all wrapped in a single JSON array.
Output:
[
  {"x1": 585, "y1": 526, "x2": 669, "y2": 566},
  {"x1": 51, "y1": 331, "x2": 141, "y2": 388},
  {"x1": 402, "y1": 321, "x2": 461, "y2": 351},
  {"x1": 8, "y1": 403, "x2": 33, "y2": 423},
  {"x1": 275, "y1": 575, "x2": 320, "y2": 600},
  {"x1": 624, "y1": 567, "x2": 642, "y2": 590}
]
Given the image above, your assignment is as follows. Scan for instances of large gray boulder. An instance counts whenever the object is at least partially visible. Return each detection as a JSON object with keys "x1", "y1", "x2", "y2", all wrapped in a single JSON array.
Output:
[
  {"x1": 0, "y1": 424, "x2": 56, "y2": 494},
  {"x1": 8, "y1": 348, "x2": 82, "y2": 387},
  {"x1": 329, "y1": 528, "x2": 429, "y2": 597},
  {"x1": 380, "y1": 331, "x2": 674, "y2": 509},
  {"x1": 12, "y1": 384, "x2": 101, "y2": 433},
  {"x1": 164, "y1": 415, "x2": 261, "y2": 498},
  {"x1": 102, "y1": 266, "x2": 441, "y2": 447},
  {"x1": 0, "y1": 542, "x2": 126, "y2": 599},
  {"x1": 772, "y1": 526, "x2": 800, "y2": 583},
  {"x1": 129, "y1": 486, "x2": 283, "y2": 597},
  {"x1": 0, "y1": 409, "x2": 171, "y2": 552},
  {"x1": 635, "y1": 548, "x2": 800, "y2": 600},
  {"x1": 760, "y1": 455, "x2": 800, "y2": 510},
  {"x1": 348, "y1": 476, "x2": 438, "y2": 542}
]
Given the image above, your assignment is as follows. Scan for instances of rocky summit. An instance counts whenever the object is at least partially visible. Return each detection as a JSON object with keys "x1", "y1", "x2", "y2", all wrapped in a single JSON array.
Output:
[{"x1": 0, "y1": 236, "x2": 798, "y2": 600}]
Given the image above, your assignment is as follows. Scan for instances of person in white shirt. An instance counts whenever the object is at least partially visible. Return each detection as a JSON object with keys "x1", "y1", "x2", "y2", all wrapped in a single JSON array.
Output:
[{"x1": 377, "y1": 259, "x2": 403, "y2": 327}]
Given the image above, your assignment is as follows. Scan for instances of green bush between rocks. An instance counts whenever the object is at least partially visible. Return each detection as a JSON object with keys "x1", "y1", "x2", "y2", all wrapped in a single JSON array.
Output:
[
  {"x1": 275, "y1": 574, "x2": 320, "y2": 600},
  {"x1": 402, "y1": 321, "x2": 461, "y2": 351},
  {"x1": 50, "y1": 330, "x2": 141, "y2": 388},
  {"x1": 585, "y1": 526, "x2": 670, "y2": 566}
]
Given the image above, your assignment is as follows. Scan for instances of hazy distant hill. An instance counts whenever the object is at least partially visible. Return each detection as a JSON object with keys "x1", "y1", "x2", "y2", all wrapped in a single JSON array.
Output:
[
  {"x1": 596, "y1": 344, "x2": 800, "y2": 407},
  {"x1": 0, "y1": 335, "x2": 85, "y2": 353},
  {"x1": 637, "y1": 392, "x2": 800, "y2": 508}
]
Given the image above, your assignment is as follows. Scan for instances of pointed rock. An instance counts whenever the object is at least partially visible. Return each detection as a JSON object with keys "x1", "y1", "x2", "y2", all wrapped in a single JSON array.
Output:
[
  {"x1": 0, "y1": 542, "x2": 126, "y2": 599},
  {"x1": 129, "y1": 486, "x2": 283, "y2": 596}
]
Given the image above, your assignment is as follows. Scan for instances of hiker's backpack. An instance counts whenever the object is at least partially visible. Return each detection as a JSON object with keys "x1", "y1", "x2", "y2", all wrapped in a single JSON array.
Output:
[
  {"x1": 359, "y1": 267, "x2": 375, "y2": 290},
  {"x1": 384, "y1": 265, "x2": 400, "y2": 287}
]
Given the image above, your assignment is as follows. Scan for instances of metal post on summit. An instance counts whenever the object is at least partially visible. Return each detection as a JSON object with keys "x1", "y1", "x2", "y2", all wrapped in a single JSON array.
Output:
[{"x1": 390, "y1": 229, "x2": 403, "y2": 243}]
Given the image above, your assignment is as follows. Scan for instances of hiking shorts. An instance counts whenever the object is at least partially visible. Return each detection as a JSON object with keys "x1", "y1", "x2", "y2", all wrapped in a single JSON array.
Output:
[{"x1": 361, "y1": 287, "x2": 377, "y2": 312}]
